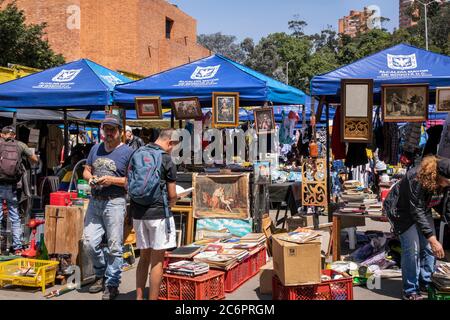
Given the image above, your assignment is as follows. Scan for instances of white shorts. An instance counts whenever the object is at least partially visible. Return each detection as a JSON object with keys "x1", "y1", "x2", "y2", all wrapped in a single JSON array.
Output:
[{"x1": 133, "y1": 217, "x2": 177, "y2": 250}]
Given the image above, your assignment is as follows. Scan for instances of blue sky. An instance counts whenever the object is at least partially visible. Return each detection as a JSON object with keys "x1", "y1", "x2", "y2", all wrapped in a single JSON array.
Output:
[{"x1": 170, "y1": 0, "x2": 400, "y2": 41}]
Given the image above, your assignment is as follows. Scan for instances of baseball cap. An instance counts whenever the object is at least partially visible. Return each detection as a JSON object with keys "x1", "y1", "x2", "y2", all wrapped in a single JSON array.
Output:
[
  {"x1": 1, "y1": 126, "x2": 16, "y2": 134},
  {"x1": 125, "y1": 125, "x2": 132, "y2": 132},
  {"x1": 102, "y1": 114, "x2": 122, "y2": 128},
  {"x1": 438, "y1": 158, "x2": 450, "y2": 178}
]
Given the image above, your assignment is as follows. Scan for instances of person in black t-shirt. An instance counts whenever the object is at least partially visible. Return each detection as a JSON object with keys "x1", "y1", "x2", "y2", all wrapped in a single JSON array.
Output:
[{"x1": 130, "y1": 129, "x2": 179, "y2": 300}]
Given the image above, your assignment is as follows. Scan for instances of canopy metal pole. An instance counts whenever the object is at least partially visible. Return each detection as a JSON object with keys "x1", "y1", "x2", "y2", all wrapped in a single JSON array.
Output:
[
  {"x1": 12, "y1": 112, "x2": 17, "y2": 128},
  {"x1": 171, "y1": 110, "x2": 175, "y2": 129},
  {"x1": 325, "y1": 100, "x2": 332, "y2": 223},
  {"x1": 63, "y1": 109, "x2": 69, "y2": 161}
]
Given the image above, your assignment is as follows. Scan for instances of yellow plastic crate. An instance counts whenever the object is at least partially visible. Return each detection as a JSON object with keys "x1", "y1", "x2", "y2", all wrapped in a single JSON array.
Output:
[{"x1": 0, "y1": 259, "x2": 59, "y2": 294}]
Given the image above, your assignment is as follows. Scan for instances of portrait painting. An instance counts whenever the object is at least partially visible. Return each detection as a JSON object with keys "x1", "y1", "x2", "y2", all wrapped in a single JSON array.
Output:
[
  {"x1": 212, "y1": 92, "x2": 239, "y2": 128},
  {"x1": 192, "y1": 173, "x2": 250, "y2": 219},
  {"x1": 436, "y1": 87, "x2": 450, "y2": 113},
  {"x1": 254, "y1": 108, "x2": 275, "y2": 134},
  {"x1": 171, "y1": 97, "x2": 203, "y2": 120},
  {"x1": 135, "y1": 96, "x2": 162, "y2": 119},
  {"x1": 382, "y1": 84, "x2": 428, "y2": 122},
  {"x1": 254, "y1": 161, "x2": 271, "y2": 185}
]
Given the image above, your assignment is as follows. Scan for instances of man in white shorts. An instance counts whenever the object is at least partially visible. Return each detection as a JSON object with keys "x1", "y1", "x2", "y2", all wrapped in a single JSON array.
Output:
[{"x1": 130, "y1": 129, "x2": 178, "y2": 300}]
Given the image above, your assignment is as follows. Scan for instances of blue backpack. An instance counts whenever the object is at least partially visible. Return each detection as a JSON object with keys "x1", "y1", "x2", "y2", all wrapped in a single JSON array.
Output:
[{"x1": 127, "y1": 145, "x2": 171, "y2": 232}]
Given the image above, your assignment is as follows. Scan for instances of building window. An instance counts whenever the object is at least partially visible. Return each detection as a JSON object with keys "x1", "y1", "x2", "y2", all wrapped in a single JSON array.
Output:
[{"x1": 166, "y1": 18, "x2": 173, "y2": 39}]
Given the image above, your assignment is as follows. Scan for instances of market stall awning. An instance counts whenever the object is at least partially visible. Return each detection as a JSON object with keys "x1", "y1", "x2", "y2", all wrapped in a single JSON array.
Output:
[
  {"x1": 0, "y1": 108, "x2": 91, "y2": 121},
  {"x1": 311, "y1": 43, "x2": 450, "y2": 97},
  {"x1": 0, "y1": 59, "x2": 131, "y2": 109},
  {"x1": 113, "y1": 54, "x2": 306, "y2": 106}
]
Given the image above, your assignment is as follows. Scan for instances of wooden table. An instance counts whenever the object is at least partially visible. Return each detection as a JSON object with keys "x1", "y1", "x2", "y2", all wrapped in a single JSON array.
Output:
[
  {"x1": 171, "y1": 205, "x2": 194, "y2": 245},
  {"x1": 332, "y1": 212, "x2": 389, "y2": 262}
]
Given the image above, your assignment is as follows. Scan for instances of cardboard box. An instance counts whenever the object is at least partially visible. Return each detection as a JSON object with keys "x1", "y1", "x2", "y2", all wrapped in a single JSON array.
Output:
[
  {"x1": 259, "y1": 260, "x2": 273, "y2": 295},
  {"x1": 272, "y1": 235, "x2": 321, "y2": 286}
]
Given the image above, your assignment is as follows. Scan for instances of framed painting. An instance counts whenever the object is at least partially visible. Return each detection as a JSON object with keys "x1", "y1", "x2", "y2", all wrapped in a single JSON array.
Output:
[
  {"x1": 135, "y1": 96, "x2": 162, "y2": 119},
  {"x1": 341, "y1": 79, "x2": 373, "y2": 143},
  {"x1": 382, "y1": 84, "x2": 429, "y2": 122},
  {"x1": 254, "y1": 107, "x2": 276, "y2": 134},
  {"x1": 436, "y1": 87, "x2": 450, "y2": 113},
  {"x1": 254, "y1": 161, "x2": 271, "y2": 185},
  {"x1": 192, "y1": 173, "x2": 250, "y2": 219},
  {"x1": 212, "y1": 92, "x2": 239, "y2": 128},
  {"x1": 171, "y1": 97, "x2": 203, "y2": 120}
]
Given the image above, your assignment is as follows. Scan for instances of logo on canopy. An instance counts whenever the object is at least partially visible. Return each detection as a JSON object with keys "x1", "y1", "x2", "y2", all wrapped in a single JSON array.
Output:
[
  {"x1": 101, "y1": 73, "x2": 124, "y2": 86},
  {"x1": 190, "y1": 65, "x2": 221, "y2": 80},
  {"x1": 387, "y1": 54, "x2": 417, "y2": 70},
  {"x1": 52, "y1": 69, "x2": 82, "y2": 82}
]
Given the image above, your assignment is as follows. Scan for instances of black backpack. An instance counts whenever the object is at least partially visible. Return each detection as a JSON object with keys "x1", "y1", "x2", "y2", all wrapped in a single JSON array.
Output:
[
  {"x1": 0, "y1": 139, "x2": 23, "y2": 183},
  {"x1": 382, "y1": 180, "x2": 402, "y2": 234}
]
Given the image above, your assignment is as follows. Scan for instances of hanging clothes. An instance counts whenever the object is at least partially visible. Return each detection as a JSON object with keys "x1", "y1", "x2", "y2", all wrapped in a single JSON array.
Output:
[
  {"x1": 345, "y1": 143, "x2": 368, "y2": 168},
  {"x1": 331, "y1": 105, "x2": 346, "y2": 160},
  {"x1": 379, "y1": 123, "x2": 399, "y2": 165},
  {"x1": 46, "y1": 125, "x2": 64, "y2": 170},
  {"x1": 438, "y1": 113, "x2": 450, "y2": 159},
  {"x1": 402, "y1": 123, "x2": 422, "y2": 154}
]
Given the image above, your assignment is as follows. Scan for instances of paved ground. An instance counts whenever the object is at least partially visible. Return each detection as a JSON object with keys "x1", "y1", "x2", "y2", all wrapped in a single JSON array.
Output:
[{"x1": 0, "y1": 214, "x2": 448, "y2": 300}]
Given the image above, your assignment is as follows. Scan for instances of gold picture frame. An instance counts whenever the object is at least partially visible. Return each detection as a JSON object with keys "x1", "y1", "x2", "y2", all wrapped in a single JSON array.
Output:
[
  {"x1": 171, "y1": 97, "x2": 203, "y2": 120},
  {"x1": 382, "y1": 84, "x2": 429, "y2": 122},
  {"x1": 436, "y1": 87, "x2": 450, "y2": 113},
  {"x1": 212, "y1": 92, "x2": 240, "y2": 128},
  {"x1": 135, "y1": 96, "x2": 163, "y2": 119}
]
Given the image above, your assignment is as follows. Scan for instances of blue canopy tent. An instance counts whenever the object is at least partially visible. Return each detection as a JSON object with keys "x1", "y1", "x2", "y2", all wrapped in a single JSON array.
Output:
[
  {"x1": 311, "y1": 43, "x2": 450, "y2": 221},
  {"x1": 0, "y1": 59, "x2": 131, "y2": 157},
  {"x1": 113, "y1": 54, "x2": 306, "y2": 107}
]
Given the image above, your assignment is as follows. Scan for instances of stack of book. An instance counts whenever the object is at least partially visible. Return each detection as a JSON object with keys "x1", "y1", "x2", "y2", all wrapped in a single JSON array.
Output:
[
  {"x1": 167, "y1": 246, "x2": 203, "y2": 259},
  {"x1": 366, "y1": 202, "x2": 383, "y2": 216},
  {"x1": 166, "y1": 260, "x2": 210, "y2": 277},
  {"x1": 233, "y1": 233, "x2": 266, "y2": 250},
  {"x1": 275, "y1": 228, "x2": 321, "y2": 244},
  {"x1": 432, "y1": 263, "x2": 450, "y2": 292},
  {"x1": 194, "y1": 248, "x2": 250, "y2": 270}
]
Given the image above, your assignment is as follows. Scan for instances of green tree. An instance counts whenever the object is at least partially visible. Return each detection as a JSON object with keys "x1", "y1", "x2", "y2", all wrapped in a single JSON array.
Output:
[
  {"x1": 0, "y1": 1, "x2": 65, "y2": 68},
  {"x1": 197, "y1": 32, "x2": 250, "y2": 63}
]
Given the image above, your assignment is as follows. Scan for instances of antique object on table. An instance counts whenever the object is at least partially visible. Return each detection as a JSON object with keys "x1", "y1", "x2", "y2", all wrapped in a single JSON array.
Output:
[
  {"x1": 341, "y1": 79, "x2": 373, "y2": 143},
  {"x1": 254, "y1": 107, "x2": 276, "y2": 134},
  {"x1": 171, "y1": 97, "x2": 203, "y2": 120},
  {"x1": 254, "y1": 161, "x2": 271, "y2": 185},
  {"x1": 436, "y1": 87, "x2": 450, "y2": 113},
  {"x1": 192, "y1": 173, "x2": 250, "y2": 219},
  {"x1": 301, "y1": 158, "x2": 328, "y2": 207},
  {"x1": 135, "y1": 96, "x2": 163, "y2": 119},
  {"x1": 212, "y1": 92, "x2": 240, "y2": 128},
  {"x1": 382, "y1": 84, "x2": 429, "y2": 122}
]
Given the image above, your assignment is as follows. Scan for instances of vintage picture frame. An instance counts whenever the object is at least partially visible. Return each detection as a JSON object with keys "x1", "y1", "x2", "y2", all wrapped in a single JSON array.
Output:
[
  {"x1": 436, "y1": 87, "x2": 450, "y2": 113},
  {"x1": 192, "y1": 173, "x2": 250, "y2": 219},
  {"x1": 171, "y1": 97, "x2": 203, "y2": 120},
  {"x1": 254, "y1": 161, "x2": 271, "y2": 185},
  {"x1": 382, "y1": 84, "x2": 429, "y2": 122},
  {"x1": 254, "y1": 107, "x2": 276, "y2": 134},
  {"x1": 212, "y1": 92, "x2": 240, "y2": 128},
  {"x1": 341, "y1": 79, "x2": 373, "y2": 143},
  {"x1": 135, "y1": 96, "x2": 163, "y2": 119}
]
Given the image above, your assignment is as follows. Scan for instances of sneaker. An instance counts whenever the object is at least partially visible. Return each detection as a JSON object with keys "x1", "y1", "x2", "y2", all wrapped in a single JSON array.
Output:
[
  {"x1": 88, "y1": 277, "x2": 105, "y2": 294},
  {"x1": 402, "y1": 293, "x2": 424, "y2": 300},
  {"x1": 102, "y1": 286, "x2": 119, "y2": 300}
]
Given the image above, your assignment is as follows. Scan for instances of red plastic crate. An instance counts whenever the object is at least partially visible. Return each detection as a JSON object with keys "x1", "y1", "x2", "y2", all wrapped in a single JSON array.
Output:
[
  {"x1": 224, "y1": 256, "x2": 252, "y2": 293},
  {"x1": 159, "y1": 270, "x2": 225, "y2": 300},
  {"x1": 248, "y1": 247, "x2": 267, "y2": 277},
  {"x1": 272, "y1": 270, "x2": 353, "y2": 300}
]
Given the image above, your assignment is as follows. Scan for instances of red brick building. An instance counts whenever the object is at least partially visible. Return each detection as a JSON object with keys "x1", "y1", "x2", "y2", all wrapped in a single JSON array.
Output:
[
  {"x1": 338, "y1": 8, "x2": 372, "y2": 38},
  {"x1": 3, "y1": 0, "x2": 211, "y2": 76}
]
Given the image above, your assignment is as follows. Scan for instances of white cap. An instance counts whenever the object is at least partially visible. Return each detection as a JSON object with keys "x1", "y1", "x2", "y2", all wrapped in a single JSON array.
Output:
[{"x1": 125, "y1": 125, "x2": 132, "y2": 132}]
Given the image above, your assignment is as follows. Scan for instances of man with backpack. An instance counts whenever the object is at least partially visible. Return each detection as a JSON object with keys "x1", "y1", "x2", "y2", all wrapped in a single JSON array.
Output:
[
  {"x1": 128, "y1": 129, "x2": 179, "y2": 300},
  {"x1": 82, "y1": 114, "x2": 133, "y2": 300},
  {"x1": 0, "y1": 126, "x2": 38, "y2": 255}
]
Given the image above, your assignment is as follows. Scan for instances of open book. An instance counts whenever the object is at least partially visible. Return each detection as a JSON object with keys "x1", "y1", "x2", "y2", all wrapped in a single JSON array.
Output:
[{"x1": 176, "y1": 186, "x2": 193, "y2": 198}]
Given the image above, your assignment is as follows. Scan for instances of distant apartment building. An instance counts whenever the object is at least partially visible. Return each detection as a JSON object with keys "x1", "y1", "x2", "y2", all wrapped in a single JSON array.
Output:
[
  {"x1": 338, "y1": 7, "x2": 372, "y2": 37},
  {"x1": 1, "y1": 0, "x2": 211, "y2": 76},
  {"x1": 399, "y1": 0, "x2": 417, "y2": 29}
]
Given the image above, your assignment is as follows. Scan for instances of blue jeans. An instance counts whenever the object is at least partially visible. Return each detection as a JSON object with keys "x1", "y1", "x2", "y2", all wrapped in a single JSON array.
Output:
[
  {"x1": 399, "y1": 224, "x2": 435, "y2": 295},
  {"x1": 0, "y1": 184, "x2": 22, "y2": 251},
  {"x1": 82, "y1": 197, "x2": 126, "y2": 288}
]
